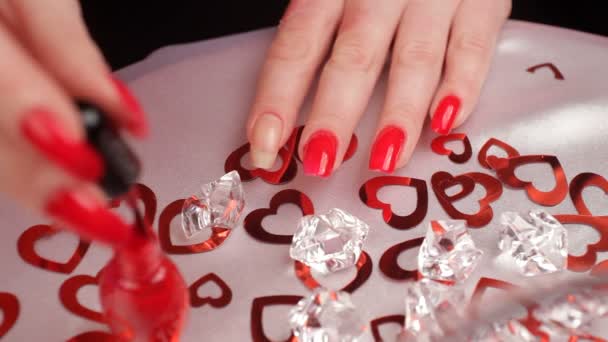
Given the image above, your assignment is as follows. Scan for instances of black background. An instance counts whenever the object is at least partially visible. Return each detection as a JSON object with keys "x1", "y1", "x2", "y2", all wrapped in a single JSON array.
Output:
[{"x1": 80, "y1": 1, "x2": 608, "y2": 70}]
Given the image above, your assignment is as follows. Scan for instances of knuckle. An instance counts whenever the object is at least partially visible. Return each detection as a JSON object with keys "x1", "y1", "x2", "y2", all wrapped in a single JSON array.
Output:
[
  {"x1": 267, "y1": 27, "x2": 313, "y2": 63},
  {"x1": 383, "y1": 102, "x2": 423, "y2": 123},
  {"x1": 327, "y1": 37, "x2": 376, "y2": 72},
  {"x1": 453, "y1": 33, "x2": 491, "y2": 55},
  {"x1": 395, "y1": 39, "x2": 443, "y2": 69}
]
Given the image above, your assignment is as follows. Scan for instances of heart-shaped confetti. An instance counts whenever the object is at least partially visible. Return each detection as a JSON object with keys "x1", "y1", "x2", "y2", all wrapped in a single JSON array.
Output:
[
  {"x1": 478, "y1": 138, "x2": 520, "y2": 169},
  {"x1": 0, "y1": 292, "x2": 19, "y2": 339},
  {"x1": 225, "y1": 143, "x2": 298, "y2": 185},
  {"x1": 370, "y1": 314, "x2": 405, "y2": 342},
  {"x1": 487, "y1": 155, "x2": 568, "y2": 206},
  {"x1": 109, "y1": 183, "x2": 158, "y2": 227},
  {"x1": 250, "y1": 295, "x2": 301, "y2": 342},
  {"x1": 17, "y1": 224, "x2": 90, "y2": 275},
  {"x1": 158, "y1": 199, "x2": 232, "y2": 254},
  {"x1": 359, "y1": 176, "x2": 428, "y2": 230},
  {"x1": 570, "y1": 172, "x2": 608, "y2": 217},
  {"x1": 244, "y1": 189, "x2": 314, "y2": 244},
  {"x1": 554, "y1": 214, "x2": 608, "y2": 272},
  {"x1": 378, "y1": 237, "x2": 424, "y2": 281},
  {"x1": 431, "y1": 171, "x2": 503, "y2": 228},
  {"x1": 526, "y1": 62, "x2": 565, "y2": 80},
  {"x1": 294, "y1": 251, "x2": 372, "y2": 293},
  {"x1": 66, "y1": 331, "x2": 117, "y2": 342},
  {"x1": 431, "y1": 133, "x2": 472, "y2": 164},
  {"x1": 189, "y1": 273, "x2": 233, "y2": 308},
  {"x1": 59, "y1": 273, "x2": 105, "y2": 323}
]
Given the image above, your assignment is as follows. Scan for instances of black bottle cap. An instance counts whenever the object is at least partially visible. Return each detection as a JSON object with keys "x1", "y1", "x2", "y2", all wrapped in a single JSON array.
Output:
[{"x1": 77, "y1": 102, "x2": 141, "y2": 198}]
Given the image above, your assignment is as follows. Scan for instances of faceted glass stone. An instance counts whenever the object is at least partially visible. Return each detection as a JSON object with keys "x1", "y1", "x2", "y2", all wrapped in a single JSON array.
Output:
[
  {"x1": 288, "y1": 288, "x2": 366, "y2": 342},
  {"x1": 418, "y1": 220, "x2": 483, "y2": 282},
  {"x1": 403, "y1": 279, "x2": 465, "y2": 339},
  {"x1": 498, "y1": 209, "x2": 568, "y2": 276},
  {"x1": 181, "y1": 171, "x2": 245, "y2": 238},
  {"x1": 471, "y1": 320, "x2": 538, "y2": 342},
  {"x1": 535, "y1": 289, "x2": 608, "y2": 336},
  {"x1": 290, "y1": 208, "x2": 369, "y2": 275}
]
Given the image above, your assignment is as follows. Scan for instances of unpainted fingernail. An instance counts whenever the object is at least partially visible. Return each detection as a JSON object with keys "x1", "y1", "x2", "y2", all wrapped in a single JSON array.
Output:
[{"x1": 250, "y1": 113, "x2": 283, "y2": 169}]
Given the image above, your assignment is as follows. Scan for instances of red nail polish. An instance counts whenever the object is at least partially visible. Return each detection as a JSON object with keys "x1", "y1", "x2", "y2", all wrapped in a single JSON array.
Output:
[
  {"x1": 44, "y1": 189, "x2": 133, "y2": 246},
  {"x1": 369, "y1": 126, "x2": 406, "y2": 173},
  {"x1": 111, "y1": 76, "x2": 148, "y2": 137},
  {"x1": 431, "y1": 95, "x2": 461, "y2": 135},
  {"x1": 21, "y1": 109, "x2": 104, "y2": 181},
  {"x1": 100, "y1": 197, "x2": 189, "y2": 341},
  {"x1": 302, "y1": 130, "x2": 337, "y2": 177}
]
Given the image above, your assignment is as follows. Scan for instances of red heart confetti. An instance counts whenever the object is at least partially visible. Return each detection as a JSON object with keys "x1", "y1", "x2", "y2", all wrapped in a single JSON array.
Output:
[
  {"x1": 294, "y1": 251, "x2": 372, "y2": 293},
  {"x1": 554, "y1": 214, "x2": 608, "y2": 272},
  {"x1": 109, "y1": 183, "x2": 158, "y2": 227},
  {"x1": 431, "y1": 171, "x2": 503, "y2": 228},
  {"x1": 244, "y1": 189, "x2": 314, "y2": 244},
  {"x1": 478, "y1": 138, "x2": 520, "y2": 169},
  {"x1": 487, "y1": 155, "x2": 568, "y2": 206},
  {"x1": 66, "y1": 331, "x2": 119, "y2": 342},
  {"x1": 379, "y1": 237, "x2": 424, "y2": 281},
  {"x1": 17, "y1": 224, "x2": 91, "y2": 275},
  {"x1": 527, "y1": 62, "x2": 565, "y2": 80},
  {"x1": 359, "y1": 176, "x2": 428, "y2": 230},
  {"x1": 570, "y1": 172, "x2": 608, "y2": 217},
  {"x1": 370, "y1": 314, "x2": 404, "y2": 342},
  {"x1": 59, "y1": 272, "x2": 105, "y2": 323},
  {"x1": 431, "y1": 133, "x2": 473, "y2": 164},
  {"x1": 250, "y1": 295, "x2": 301, "y2": 342},
  {"x1": 189, "y1": 273, "x2": 233, "y2": 308},
  {"x1": 0, "y1": 292, "x2": 19, "y2": 339},
  {"x1": 157, "y1": 199, "x2": 232, "y2": 255}
]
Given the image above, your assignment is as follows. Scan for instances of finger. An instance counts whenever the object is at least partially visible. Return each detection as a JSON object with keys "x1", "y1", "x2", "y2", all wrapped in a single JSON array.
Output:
[
  {"x1": 299, "y1": 0, "x2": 406, "y2": 177},
  {"x1": 429, "y1": 0, "x2": 511, "y2": 135},
  {"x1": 371, "y1": 0, "x2": 460, "y2": 172},
  {"x1": 6, "y1": 0, "x2": 147, "y2": 137},
  {"x1": 247, "y1": 0, "x2": 344, "y2": 168},
  {"x1": 0, "y1": 21, "x2": 103, "y2": 182}
]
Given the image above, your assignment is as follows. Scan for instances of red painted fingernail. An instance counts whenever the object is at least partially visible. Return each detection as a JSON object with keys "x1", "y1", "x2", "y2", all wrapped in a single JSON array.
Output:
[
  {"x1": 111, "y1": 76, "x2": 148, "y2": 137},
  {"x1": 369, "y1": 126, "x2": 406, "y2": 173},
  {"x1": 21, "y1": 108, "x2": 104, "y2": 181},
  {"x1": 45, "y1": 189, "x2": 133, "y2": 246},
  {"x1": 302, "y1": 130, "x2": 337, "y2": 177},
  {"x1": 431, "y1": 95, "x2": 461, "y2": 135}
]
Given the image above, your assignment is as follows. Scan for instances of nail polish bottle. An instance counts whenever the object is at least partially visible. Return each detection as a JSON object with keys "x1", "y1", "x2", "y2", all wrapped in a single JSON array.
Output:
[
  {"x1": 77, "y1": 102, "x2": 141, "y2": 198},
  {"x1": 99, "y1": 197, "x2": 189, "y2": 341}
]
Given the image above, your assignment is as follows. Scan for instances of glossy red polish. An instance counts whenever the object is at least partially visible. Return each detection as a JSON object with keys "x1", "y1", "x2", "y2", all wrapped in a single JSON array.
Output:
[
  {"x1": 21, "y1": 109, "x2": 104, "y2": 181},
  {"x1": 431, "y1": 95, "x2": 461, "y2": 135},
  {"x1": 302, "y1": 130, "x2": 337, "y2": 177},
  {"x1": 111, "y1": 76, "x2": 148, "y2": 137},
  {"x1": 44, "y1": 189, "x2": 132, "y2": 246},
  {"x1": 99, "y1": 201, "x2": 189, "y2": 342},
  {"x1": 369, "y1": 126, "x2": 406, "y2": 173}
]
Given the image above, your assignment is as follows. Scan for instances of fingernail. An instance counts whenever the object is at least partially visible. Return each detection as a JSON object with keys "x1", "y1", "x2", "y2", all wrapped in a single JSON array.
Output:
[
  {"x1": 45, "y1": 188, "x2": 133, "y2": 246},
  {"x1": 302, "y1": 130, "x2": 337, "y2": 177},
  {"x1": 21, "y1": 108, "x2": 104, "y2": 181},
  {"x1": 110, "y1": 76, "x2": 148, "y2": 137},
  {"x1": 250, "y1": 113, "x2": 283, "y2": 169},
  {"x1": 431, "y1": 95, "x2": 461, "y2": 135},
  {"x1": 369, "y1": 126, "x2": 406, "y2": 173}
]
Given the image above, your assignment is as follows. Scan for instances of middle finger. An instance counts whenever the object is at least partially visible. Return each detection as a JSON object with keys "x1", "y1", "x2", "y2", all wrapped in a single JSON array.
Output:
[{"x1": 299, "y1": 0, "x2": 406, "y2": 177}]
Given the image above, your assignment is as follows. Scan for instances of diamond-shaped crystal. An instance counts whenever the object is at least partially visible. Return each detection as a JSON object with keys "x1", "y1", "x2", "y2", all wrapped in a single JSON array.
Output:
[
  {"x1": 471, "y1": 320, "x2": 538, "y2": 342},
  {"x1": 535, "y1": 289, "x2": 608, "y2": 336},
  {"x1": 402, "y1": 279, "x2": 465, "y2": 340},
  {"x1": 290, "y1": 208, "x2": 369, "y2": 274},
  {"x1": 498, "y1": 209, "x2": 567, "y2": 276},
  {"x1": 288, "y1": 288, "x2": 366, "y2": 342},
  {"x1": 418, "y1": 220, "x2": 483, "y2": 282},
  {"x1": 181, "y1": 171, "x2": 245, "y2": 238}
]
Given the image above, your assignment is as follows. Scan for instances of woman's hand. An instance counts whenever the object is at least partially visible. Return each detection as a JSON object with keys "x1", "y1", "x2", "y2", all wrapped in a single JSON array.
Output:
[
  {"x1": 247, "y1": 0, "x2": 511, "y2": 175},
  {"x1": 0, "y1": 0, "x2": 145, "y2": 244}
]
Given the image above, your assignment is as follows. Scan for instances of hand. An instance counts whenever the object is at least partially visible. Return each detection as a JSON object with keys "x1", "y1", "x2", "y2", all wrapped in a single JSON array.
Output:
[
  {"x1": 247, "y1": 0, "x2": 511, "y2": 175},
  {"x1": 0, "y1": 0, "x2": 145, "y2": 244}
]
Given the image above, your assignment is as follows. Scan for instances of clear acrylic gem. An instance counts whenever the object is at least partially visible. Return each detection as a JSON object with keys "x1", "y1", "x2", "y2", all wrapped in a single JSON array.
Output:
[
  {"x1": 181, "y1": 171, "x2": 245, "y2": 238},
  {"x1": 290, "y1": 208, "x2": 369, "y2": 275},
  {"x1": 498, "y1": 209, "x2": 568, "y2": 276},
  {"x1": 288, "y1": 288, "x2": 366, "y2": 342},
  {"x1": 418, "y1": 220, "x2": 483, "y2": 282},
  {"x1": 535, "y1": 289, "x2": 608, "y2": 336},
  {"x1": 471, "y1": 320, "x2": 538, "y2": 342},
  {"x1": 402, "y1": 279, "x2": 465, "y2": 339}
]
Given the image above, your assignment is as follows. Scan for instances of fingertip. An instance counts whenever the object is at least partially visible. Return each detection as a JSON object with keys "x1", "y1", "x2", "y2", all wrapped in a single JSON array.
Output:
[{"x1": 109, "y1": 76, "x2": 149, "y2": 138}]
